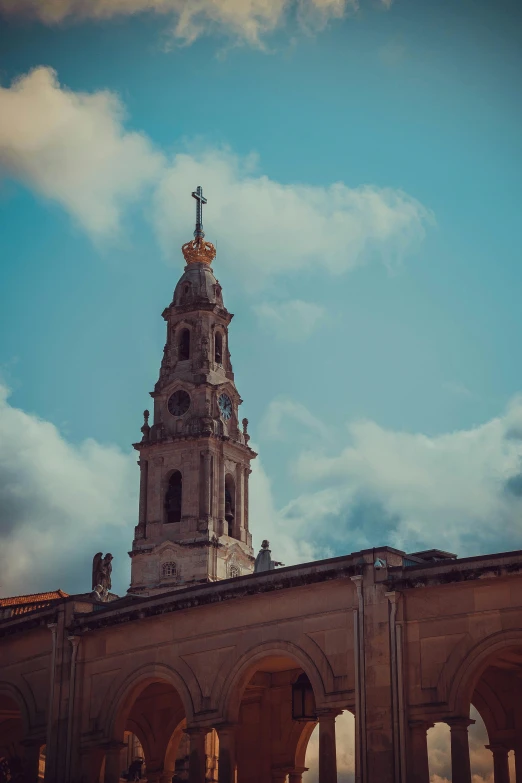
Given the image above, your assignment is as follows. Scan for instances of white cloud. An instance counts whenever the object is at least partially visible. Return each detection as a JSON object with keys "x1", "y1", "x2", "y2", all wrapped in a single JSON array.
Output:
[
  {"x1": 304, "y1": 710, "x2": 355, "y2": 783},
  {"x1": 253, "y1": 299, "x2": 325, "y2": 340},
  {"x1": 0, "y1": 383, "x2": 137, "y2": 597},
  {"x1": 271, "y1": 395, "x2": 522, "y2": 558},
  {"x1": 154, "y1": 149, "x2": 433, "y2": 288},
  {"x1": 0, "y1": 0, "x2": 385, "y2": 47},
  {"x1": 0, "y1": 67, "x2": 163, "y2": 240},
  {"x1": 0, "y1": 389, "x2": 313, "y2": 597},
  {"x1": 260, "y1": 397, "x2": 331, "y2": 441},
  {"x1": 427, "y1": 707, "x2": 500, "y2": 783},
  {"x1": 249, "y1": 452, "x2": 317, "y2": 567},
  {"x1": 0, "y1": 70, "x2": 431, "y2": 277},
  {"x1": 302, "y1": 707, "x2": 500, "y2": 783},
  {"x1": 442, "y1": 380, "x2": 473, "y2": 398}
]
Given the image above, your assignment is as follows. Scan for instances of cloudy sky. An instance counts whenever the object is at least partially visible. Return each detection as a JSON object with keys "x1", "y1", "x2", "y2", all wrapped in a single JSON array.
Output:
[{"x1": 1, "y1": 0, "x2": 522, "y2": 778}]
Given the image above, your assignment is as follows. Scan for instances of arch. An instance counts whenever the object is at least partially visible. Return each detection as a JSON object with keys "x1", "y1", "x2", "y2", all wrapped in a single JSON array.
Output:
[
  {"x1": 164, "y1": 470, "x2": 182, "y2": 524},
  {"x1": 0, "y1": 681, "x2": 33, "y2": 736},
  {"x1": 124, "y1": 721, "x2": 150, "y2": 766},
  {"x1": 294, "y1": 721, "x2": 317, "y2": 768},
  {"x1": 178, "y1": 329, "x2": 190, "y2": 361},
  {"x1": 445, "y1": 629, "x2": 522, "y2": 716},
  {"x1": 214, "y1": 331, "x2": 223, "y2": 364},
  {"x1": 103, "y1": 663, "x2": 195, "y2": 742},
  {"x1": 164, "y1": 717, "x2": 187, "y2": 773},
  {"x1": 471, "y1": 678, "x2": 506, "y2": 738},
  {"x1": 217, "y1": 640, "x2": 328, "y2": 724}
]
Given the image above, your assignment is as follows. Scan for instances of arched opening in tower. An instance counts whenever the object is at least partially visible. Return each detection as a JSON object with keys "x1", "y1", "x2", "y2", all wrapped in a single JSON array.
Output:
[
  {"x1": 165, "y1": 470, "x2": 182, "y2": 524},
  {"x1": 224, "y1": 474, "x2": 235, "y2": 536},
  {"x1": 215, "y1": 332, "x2": 223, "y2": 364},
  {"x1": 179, "y1": 329, "x2": 190, "y2": 361}
]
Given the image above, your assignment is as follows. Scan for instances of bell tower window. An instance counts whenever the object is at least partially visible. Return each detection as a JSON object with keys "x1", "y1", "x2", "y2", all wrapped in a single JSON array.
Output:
[
  {"x1": 179, "y1": 329, "x2": 190, "y2": 361},
  {"x1": 225, "y1": 473, "x2": 235, "y2": 536},
  {"x1": 215, "y1": 332, "x2": 223, "y2": 364},
  {"x1": 165, "y1": 471, "x2": 182, "y2": 524}
]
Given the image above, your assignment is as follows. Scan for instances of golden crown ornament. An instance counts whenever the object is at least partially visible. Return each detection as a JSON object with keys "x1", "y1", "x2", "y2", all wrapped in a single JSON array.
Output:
[{"x1": 182, "y1": 236, "x2": 216, "y2": 265}]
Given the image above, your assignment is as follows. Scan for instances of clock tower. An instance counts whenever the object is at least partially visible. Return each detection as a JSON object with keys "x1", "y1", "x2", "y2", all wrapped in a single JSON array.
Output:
[{"x1": 129, "y1": 187, "x2": 256, "y2": 595}]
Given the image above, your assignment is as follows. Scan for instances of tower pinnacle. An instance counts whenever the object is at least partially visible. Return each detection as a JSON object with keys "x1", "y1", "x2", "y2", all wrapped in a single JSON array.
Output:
[
  {"x1": 129, "y1": 189, "x2": 256, "y2": 595},
  {"x1": 182, "y1": 185, "x2": 216, "y2": 266},
  {"x1": 192, "y1": 185, "x2": 207, "y2": 240}
]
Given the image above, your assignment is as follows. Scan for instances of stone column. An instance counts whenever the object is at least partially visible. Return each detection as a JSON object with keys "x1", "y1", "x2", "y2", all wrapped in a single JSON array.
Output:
[
  {"x1": 448, "y1": 717, "x2": 474, "y2": 783},
  {"x1": 138, "y1": 458, "x2": 149, "y2": 533},
  {"x1": 515, "y1": 742, "x2": 522, "y2": 783},
  {"x1": 318, "y1": 710, "x2": 339, "y2": 783},
  {"x1": 44, "y1": 622, "x2": 58, "y2": 782},
  {"x1": 202, "y1": 451, "x2": 212, "y2": 518},
  {"x1": 205, "y1": 726, "x2": 219, "y2": 782},
  {"x1": 104, "y1": 742, "x2": 125, "y2": 783},
  {"x1": 65, "y1": 634, "x2": 81, "y2": 783},
  {"x1": 407, "y1": 721, "x2": 433, "y2": 783},
  {"x1": 78, "y1": 746, "x2": 105, "y2": 783},
  {"x1": 187, "y1": 727, "x2": 208, "y2": 783},
  {"x1": 288, "y1": 767, "x2": 308, "y2": 783},
  {"x1": 217, "y1": 724, "x2": 236, "y2": 783},
  {"x1": 218, "y1": 457, "x2": 226, "y2": 534},
  {"x1": 487, "y1": 744, "x2": 511, "y2": 783},
  {"x1": 20, "y1": 740, "x2": 42, "y2": 783},
  {"x1": 271, "y1": 772, "x2": 288, "y2": 783},
  {"x1": 244, "y1": 467, "x2": 250, "y2": 532},
  {"x1": 235, "y1": 462, "x2": 244, "y2": 539}
]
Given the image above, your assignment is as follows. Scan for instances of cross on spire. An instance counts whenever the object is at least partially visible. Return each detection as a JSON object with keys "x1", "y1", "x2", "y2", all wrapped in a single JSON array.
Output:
[{"x1": 192, "y1": 186, "x2": 207, "y2": 240}]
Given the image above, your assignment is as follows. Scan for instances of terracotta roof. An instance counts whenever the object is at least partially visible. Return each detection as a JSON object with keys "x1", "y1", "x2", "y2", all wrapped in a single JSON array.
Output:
[{"x1": 0, "y1": 590, "x2": 68, "y2": 616}]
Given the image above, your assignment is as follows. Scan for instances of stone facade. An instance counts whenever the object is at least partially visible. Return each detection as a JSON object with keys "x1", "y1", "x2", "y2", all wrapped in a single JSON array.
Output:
[{"x1": 2, "y1": 548, "x2": 522, "y2": 783}]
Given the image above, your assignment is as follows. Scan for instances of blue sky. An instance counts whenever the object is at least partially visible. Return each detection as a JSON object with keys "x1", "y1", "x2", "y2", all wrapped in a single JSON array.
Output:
[{"x1": 1, "y1": 0, "x2": 522, "y2": 601}]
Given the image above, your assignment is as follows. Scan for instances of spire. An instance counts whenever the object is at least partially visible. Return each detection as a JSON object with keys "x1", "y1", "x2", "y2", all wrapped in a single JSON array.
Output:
[
  {"x1": 192, "y1": 185, "x2": 207, "y2": 240},
  {"x1": 182, "y1": 185, "x2": 216, "y2": 266}
]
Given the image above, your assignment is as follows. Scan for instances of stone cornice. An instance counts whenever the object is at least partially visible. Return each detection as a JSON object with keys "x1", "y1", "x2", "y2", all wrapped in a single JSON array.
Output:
[
  {"x1": 133, "y1": 434, "x2": 257, "y2": 460},
  {"x1": 5, "y1": 548, "x2": 522, "y2": 638},
  {"x1": 162, "y1": 302, "x2": 233, "y2": 325},
  {"x1": 0, "y1": 606, "x2": 59, "y2": 638},
  {"x1": 70, "y1": 558, "x2": 363, "y2": 633},
  {"x1": 386, "y1": 549, "x2": 522, "y2": 590}
]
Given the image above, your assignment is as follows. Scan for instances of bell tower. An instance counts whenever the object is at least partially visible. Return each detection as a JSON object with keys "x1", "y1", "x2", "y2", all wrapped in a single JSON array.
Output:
[{"x1": 129, "y1": 187, "x2": 256, "y2": 595}]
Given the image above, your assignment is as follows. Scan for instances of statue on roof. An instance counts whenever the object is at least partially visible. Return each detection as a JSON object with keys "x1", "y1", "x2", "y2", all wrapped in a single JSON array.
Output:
[
  {"x1": 254, "y1": 540, "x2": 284, "y2": 573},
  {"x1": 92, "y1": 552, "x2": 113, "y2": 600}
]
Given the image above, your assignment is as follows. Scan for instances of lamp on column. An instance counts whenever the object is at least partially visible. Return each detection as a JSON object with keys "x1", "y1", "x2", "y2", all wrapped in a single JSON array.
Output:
[{"x1": 292, "y1": 673, "x2": 316, "y2": 721}]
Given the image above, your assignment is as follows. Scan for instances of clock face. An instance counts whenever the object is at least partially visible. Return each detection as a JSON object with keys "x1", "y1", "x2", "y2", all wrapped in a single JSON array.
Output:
[
  {"x1": 218, "y1": 393, "x2": 233, "y2": 420},
  {"x1": 167, "y1": 390, "x2": 191, "y2": 417}
]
